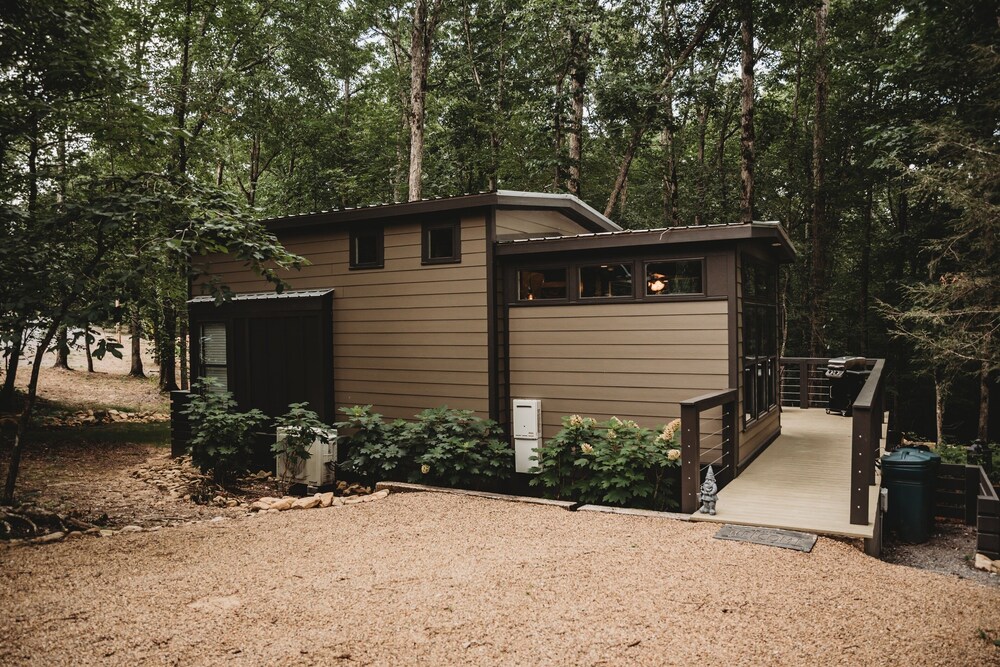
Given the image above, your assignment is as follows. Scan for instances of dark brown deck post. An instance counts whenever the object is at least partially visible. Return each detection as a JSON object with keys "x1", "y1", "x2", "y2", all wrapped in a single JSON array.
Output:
[
  {"x1": 799, "y1": 360, "x2": 810, "y2": 409},
  {"x1": 850, "y1": 405, "x2": 871, "y2": 525},
  {"x1": 680, "y1": 402, "x2": 700, "y2": 514},
  {"x1": 722, "y1": 401, "x2": 738, "y2": 479}
]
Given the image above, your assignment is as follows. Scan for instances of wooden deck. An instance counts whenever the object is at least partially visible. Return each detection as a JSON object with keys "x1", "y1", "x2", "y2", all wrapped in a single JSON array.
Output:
[{"x1": 689, "y1": 408, "x2": 881, "y2": 539}]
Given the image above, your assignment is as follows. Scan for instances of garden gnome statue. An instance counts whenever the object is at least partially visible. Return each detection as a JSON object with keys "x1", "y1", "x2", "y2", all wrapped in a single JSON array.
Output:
[{"x1": 698, "y1": 465, "x2": 718, "y2": 515}]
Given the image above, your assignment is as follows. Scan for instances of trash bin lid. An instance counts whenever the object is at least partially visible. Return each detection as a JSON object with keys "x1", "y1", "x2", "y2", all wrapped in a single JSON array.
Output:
[{"x1": 882, "y1": 447, "x2": 941, "y2": 468}]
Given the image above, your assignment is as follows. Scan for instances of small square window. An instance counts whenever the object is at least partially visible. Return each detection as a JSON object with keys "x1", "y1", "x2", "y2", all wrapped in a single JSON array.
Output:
[
  {"x1": 350, "y1": 226, "x2": 383, "y2": 269},
  {"x1": 579, "y1": 264, "x2": 633, "y2": 298},
  {"x1": 422, "y1": 219, "x2": 461, "y2": 264},
  {"x1": 518, "y1": 268, "x2": 567, "y2": 300},
  {"x1": 645, "y1": 260, "x2": 703, "y2": 296}
]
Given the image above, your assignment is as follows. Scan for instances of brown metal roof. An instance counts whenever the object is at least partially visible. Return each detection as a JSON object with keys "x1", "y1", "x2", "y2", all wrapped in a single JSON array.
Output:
[
  {"x1": 261, "y1": 190, "x2": 621, "y2": 234},
  {"x1": 494, "y1": 221, "x2": 796, "y2": 262}
]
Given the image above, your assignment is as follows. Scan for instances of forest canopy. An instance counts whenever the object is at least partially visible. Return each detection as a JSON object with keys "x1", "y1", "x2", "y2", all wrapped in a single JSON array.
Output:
[{"x1": 1, "y1": 0, "x2": 997, "y2": 443}]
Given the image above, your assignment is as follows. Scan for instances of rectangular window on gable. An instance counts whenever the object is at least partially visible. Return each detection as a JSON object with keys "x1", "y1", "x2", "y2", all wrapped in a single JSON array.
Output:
[
  {"x1": 350, "y1": 225, "x2": 383, "y2": 269},
  {"x1": 422, "y1": 219, "x2": 461, "y2": 264}
]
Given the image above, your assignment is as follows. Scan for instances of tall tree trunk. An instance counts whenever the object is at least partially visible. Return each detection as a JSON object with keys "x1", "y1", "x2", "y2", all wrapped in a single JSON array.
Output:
[
  {"x1": 129, "y1": 307, "x2": 145, "y2": 378},
  {"x1": 661, "y1": 91, "x2": 679, "y2": 225},
  {"x1": 0, "y1": 329, "x2": 24, "y2": 411},
  {"x1": 84, "y1": 324, "x2": 94, "y2": 373},
  {"x1": 159, "y1": 303, "x2": 178, "y2": 392},
  {"x1": 553, "y1": 79, "x2": 564, "y2": 190},
  {"x1": 934, "y1": 369, "x2": 950, "y2": 445},
  {"x1": 979, "y1": 360, "x2": 991, "y2": 442},
  {"x1": 695, "y1": 103, "x2": 709, "y2": 225},
  {"x1": 179, "y1": 315, "x2": 189, "y2": 390},
  {"x1": 859, "y1": 188, "x2": 873, "y2": 354},
  {"x1": 52, "y1": 326, "x2": 70, "y2": 370},
  {"x1": 407, "y1": 0, "x2": 441, "y2": 202},
  {"x1": 605, "y1": 120, "x2": 647, "y2": 217},
  {"x1": 738, "y1": 0, "x2": 755, "y2": 224},
  {"x1": 808, "y1": 0, "x2": 830, "y2": 357},
  {"x1": 567, "y1": 24, "x2": 590, "y2": 197},
  {"x1": 173, "y1": 0, "x2": 193, "y2": 175}
]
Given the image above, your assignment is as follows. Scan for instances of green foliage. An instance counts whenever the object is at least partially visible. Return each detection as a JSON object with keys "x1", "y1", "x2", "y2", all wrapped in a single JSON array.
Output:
[
  {"x1": 272, "y1": 402, "x2": 330, "y2": 490},
  {"x1": 530, "y1": 415, "x2": 681, "y2": 511},
  {"x1": 183, "y1": 379, "x2": 268, "y2": 483},
  {"x1": 408, "y1": 407, "x2": 511, "y2": 490},
  {"x1": 336, "y1": 405, "x2": 511, "y2": 491}
]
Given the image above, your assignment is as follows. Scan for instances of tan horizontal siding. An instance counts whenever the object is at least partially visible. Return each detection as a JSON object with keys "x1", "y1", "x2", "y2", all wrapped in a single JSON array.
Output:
[
  {"x1": 509, "y1": 301, "x2": 728, "y2": 438},
  {"x1": 194, "y1": 214, "x2": 490, "y2": 420},
  {"x1": 336, "y1": 356, "x2": 488, "y2": 373}
]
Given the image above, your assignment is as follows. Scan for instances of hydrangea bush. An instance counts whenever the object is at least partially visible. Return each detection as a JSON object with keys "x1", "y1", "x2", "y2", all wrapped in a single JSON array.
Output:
[
  {"x1": 530, "y1": 415, "x2": 682, "y2": 511},
  {"x1": 337, "y1": 405, "x2": 512, "y2": 491}
]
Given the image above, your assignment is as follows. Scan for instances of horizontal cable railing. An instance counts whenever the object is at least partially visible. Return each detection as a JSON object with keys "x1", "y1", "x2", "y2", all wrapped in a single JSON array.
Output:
[
  {"x1": 779, "y1": 357, "x2": 831, "y2": 409},
  {"x1": 679, "y1": 388, "x2": 738, "y2": 514}
]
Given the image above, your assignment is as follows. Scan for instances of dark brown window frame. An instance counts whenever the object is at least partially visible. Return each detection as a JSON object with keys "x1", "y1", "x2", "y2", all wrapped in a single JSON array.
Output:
[
  {"x1": 508, "y1": 256, "x2": 712, "y2": 306},
  {"x1": 349, "y1": 224, "x2": 384, "y2": 270},
  {"x1": 421, "y1": 218, "x2": 462, "y2": 265},
  {"x1": 640, "y1": 257, "x2": 707, "y2": 300},
  {"x1": 741, "y1": 257, "x2": 779, "y2": 428}
]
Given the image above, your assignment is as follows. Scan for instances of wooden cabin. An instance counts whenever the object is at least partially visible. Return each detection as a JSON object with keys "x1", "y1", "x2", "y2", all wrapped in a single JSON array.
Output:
[{"x1": 188, "y1": 191, "x2": 794, "y2": 482}]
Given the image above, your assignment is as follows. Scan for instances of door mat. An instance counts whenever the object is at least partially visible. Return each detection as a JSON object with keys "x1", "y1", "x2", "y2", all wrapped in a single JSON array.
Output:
[{"x1": 713, "y1": 525, "x2": 818, "y2": 552}]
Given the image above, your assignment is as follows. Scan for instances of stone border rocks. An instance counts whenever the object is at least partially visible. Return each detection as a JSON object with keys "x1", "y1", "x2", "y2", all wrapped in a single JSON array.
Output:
[{"x1": 249, "y1": 489, "x2": 390, "y2": 514}]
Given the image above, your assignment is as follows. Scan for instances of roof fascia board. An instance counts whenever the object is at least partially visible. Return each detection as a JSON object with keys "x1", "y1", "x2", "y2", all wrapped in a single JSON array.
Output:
[{"x1": 494, "y1": 224, "x2": 796, "y2": 262}]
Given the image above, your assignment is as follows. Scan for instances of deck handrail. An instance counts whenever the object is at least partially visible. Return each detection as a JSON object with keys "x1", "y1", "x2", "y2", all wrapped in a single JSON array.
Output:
[
  {"x1": 680, "y1": 388, "x2": 738, "y2": 514},
  {"x1": 850, "y1": 359, "x2": 886, "y2": 525},
  {"x1": 778, "y1": 357, "x2": 831, "y2": 408}
]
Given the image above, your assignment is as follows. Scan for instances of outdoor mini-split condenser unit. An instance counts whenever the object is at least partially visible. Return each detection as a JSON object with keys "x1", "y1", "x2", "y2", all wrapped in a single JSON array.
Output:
[
  {"x1": 275, "y1": 427, "x2": 338, "y2": 489},
  {"x1": 512, "y1": 399, "x2": 541, "y2": 474}
]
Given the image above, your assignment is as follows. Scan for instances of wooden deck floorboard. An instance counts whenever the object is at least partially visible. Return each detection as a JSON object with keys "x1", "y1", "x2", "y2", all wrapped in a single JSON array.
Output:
[{"x1": 689, "y1": 407, "x2": 879, "y2": 539}]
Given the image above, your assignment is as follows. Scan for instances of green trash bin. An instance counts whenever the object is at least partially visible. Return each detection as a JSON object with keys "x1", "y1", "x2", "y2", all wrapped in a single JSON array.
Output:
[{"x1": 881, "y1": 447, "x2": 941, "y2": 543}]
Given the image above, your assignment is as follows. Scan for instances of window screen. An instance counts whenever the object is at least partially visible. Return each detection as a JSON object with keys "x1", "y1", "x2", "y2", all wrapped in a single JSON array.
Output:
[
  {"x1": 579, "y1": 264, "x2": 633, "y2": 298},
  {"x1": 517, "y1": 268, "x2": 567, "y2": 300},
  {"x1": 200, "y1": 322, "x2": 228, "y2": 392},
  {"x1": 350, "y1": 226, "x2": 383, "y2": 268},
  {"x1": 645, "y1": 260, "x2": 703, "y2": 296},
  {"x1": 422, "y1": 220, "x2": 461, "y2": 264}
]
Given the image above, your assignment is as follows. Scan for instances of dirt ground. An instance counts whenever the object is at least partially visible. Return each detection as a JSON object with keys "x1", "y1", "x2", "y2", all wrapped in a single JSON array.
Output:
[{"x1": 1, "y1": 491, "x2": 999, "y2": 666}]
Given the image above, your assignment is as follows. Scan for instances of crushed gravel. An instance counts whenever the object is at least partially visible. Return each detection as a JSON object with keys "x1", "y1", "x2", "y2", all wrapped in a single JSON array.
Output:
[{"x1": 2, "y1": 491, "x2": 998, "y2": 666}]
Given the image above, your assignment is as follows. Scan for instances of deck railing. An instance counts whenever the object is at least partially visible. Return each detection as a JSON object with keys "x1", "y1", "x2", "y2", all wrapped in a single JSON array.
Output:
[
  {"x1": 679, "y1": 388, "x2": 738, "y2": 514},
  {"x1": 779, "y1": 357, "x2": 831, "y2": 409},
  {"x1": 849, "y1": 359, "x2": 886, "y2": 525}
]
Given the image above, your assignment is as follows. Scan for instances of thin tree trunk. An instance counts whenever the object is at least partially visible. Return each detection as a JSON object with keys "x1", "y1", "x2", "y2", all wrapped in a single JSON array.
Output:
[
  {"x1": 934, "y1": 370, "x2": 949, "y2": 445},
  {"x1": 129, "y1": 307, "x2": 145, "y2": 378},
  {"x1": 567, "y1": 24, "x2": 590, "y2": 197},
  {"x1": 159, "y1": 303, "x2": 178, "y2": 392},
  {"x1": 179, "y1": 315, "x2": 189, "y2": 390},
  {"x1": 173, "y1": 0, "x2": 193, "y2": 175},
  {"x1": 808, "y1": 0, "x2": 830, "y2": 357},
  {"x1": 979, "y1": 360, "x2": 990, "y2": 442},
  {"x1": 859, "y1": 188, "x2": 873, "y2": 354},
  {"x1": 84, "y1": 323, "x2": 94, "y2": 373},
  {"x1": 605, "y1": 120, "x2": 647, "y2": 217},
  {"x1": 3, "y1": 320, "x2": 61, "y2": 503},
  {"x1": 738, "y1": 0, "x2": 755, "y2": 224},
  {"x1": 52, "y1": 326, "x2": 70, "y2": 370},
  {"x1": 0, "y1": 329, "x2": 24, "y2": 411},
  {"x1": 695, "y1": 103, "x2": 709, "y2": 226},
  {"x1": 407, "y1": 0, "x2": 441, "y2": 202},
  {"x1": 553, "y1": 79, "x2": 564, "y2": 190}
]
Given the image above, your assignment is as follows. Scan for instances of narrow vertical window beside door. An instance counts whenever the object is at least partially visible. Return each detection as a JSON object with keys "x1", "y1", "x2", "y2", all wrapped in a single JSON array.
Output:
[{"x1": 200, "y1": 322, "x2": 228, "y2": 392}]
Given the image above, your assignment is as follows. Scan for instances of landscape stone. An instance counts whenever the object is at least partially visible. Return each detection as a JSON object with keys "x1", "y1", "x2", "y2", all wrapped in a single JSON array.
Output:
[
  {"x1": 319, "y1": 492, "x2": 334, "y2": 508},
  {"x1": 99, "y1": 530, "x2": 115, "y2": 537},
  {"x1": 36, "y1": 531, "x2": 65, "y2": 543},
  {"x1": 291, "y1": 497, "x2": 321, "y2": 510},
  {"x1": 269, "y1": 498, "x2": 294, "y2": 511},
  {"x1": 250, "y1": 500, "x2": 272, "y2": 512},
  {"x1": 119, "y1": 525, "x2": 143, "y2": 533}
]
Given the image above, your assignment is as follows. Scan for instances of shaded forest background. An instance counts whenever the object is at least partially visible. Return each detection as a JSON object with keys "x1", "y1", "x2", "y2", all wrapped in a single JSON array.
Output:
[{"x1": 1, "y1": 0, "x2": 997, "y2": 443}]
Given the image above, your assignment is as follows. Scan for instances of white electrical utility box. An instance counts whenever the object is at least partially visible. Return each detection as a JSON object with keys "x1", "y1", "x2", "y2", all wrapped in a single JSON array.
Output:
[
  {"x1": 275, "y1": 427, "x2": 337, "y2": 489},
  {"x1": 512, "y1": 399, "x2": 542, "y2": 473}
]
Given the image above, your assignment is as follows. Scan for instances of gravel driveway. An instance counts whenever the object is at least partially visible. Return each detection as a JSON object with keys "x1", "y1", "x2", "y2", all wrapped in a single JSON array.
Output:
[{"x1": 2, "y1": 492, "x2": 998, "y2": 666}]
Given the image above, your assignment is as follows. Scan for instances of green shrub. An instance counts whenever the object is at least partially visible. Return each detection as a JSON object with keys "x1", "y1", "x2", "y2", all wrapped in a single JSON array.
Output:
[
  {"x1": 183, "y1": 379, "x2": 268, "y2": 483},
  {"x1": 411, "y1": 407, "x2": 511, "y2": 491},
  {"x1": 336, "y1": 405, "x2": 511, "y2": 490},
  {"x1": 335, "y1": 405, "x2": 417, "y2": 485},
  {"x1": 273, "y1": 402, "x2": 331, "y2": 492},
  {"x1": 530, "y1": 415, "x2": 681, "y2": 511}
]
